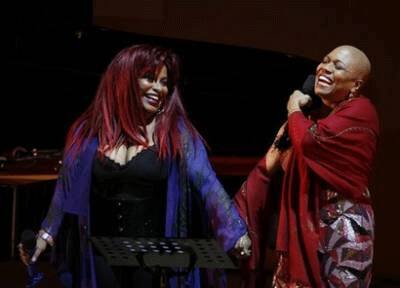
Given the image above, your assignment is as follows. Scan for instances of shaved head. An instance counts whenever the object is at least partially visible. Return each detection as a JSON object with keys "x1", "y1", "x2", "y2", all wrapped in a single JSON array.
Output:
[
  {"x1": 330, "y1": 45, "x2": 371, "y2": 82},
  {"x1": 315, "y1": 45, "x2": 372, "y2": 104}
]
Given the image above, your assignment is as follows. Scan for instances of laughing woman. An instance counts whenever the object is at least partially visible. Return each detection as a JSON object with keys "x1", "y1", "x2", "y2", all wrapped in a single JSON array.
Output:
[
  {"x1": 235, "y1": 45, "x2": 379, "y2": 287},
  {"x1": 275, "y1": 45, "x2": 379, "y2": 287}
]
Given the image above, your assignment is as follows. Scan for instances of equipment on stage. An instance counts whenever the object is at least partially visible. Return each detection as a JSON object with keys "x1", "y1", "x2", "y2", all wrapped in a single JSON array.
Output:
[
  {"x1": 0, "y1": 147, "x2": 62, "y2": 174},
  {"x1": 91, "y1": 236, "x2": 236, "y2": 287}
]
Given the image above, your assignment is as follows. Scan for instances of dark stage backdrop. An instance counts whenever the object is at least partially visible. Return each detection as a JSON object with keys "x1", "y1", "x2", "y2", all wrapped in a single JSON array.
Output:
[
  {"x1": 4, "y1": 0, "x2": 400, "y2": 282},
  {"x1": 3, "y1": 27, "x2": 316, "y2": 156},
  {"x1": 93, "y1": 1, "x2": 400, "y2": 279},
  {"x1": 2, "y1": 21, "x2": 315, "y2": 267}
]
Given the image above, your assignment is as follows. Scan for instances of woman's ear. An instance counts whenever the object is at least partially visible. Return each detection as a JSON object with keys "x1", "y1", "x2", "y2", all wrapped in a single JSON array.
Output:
[{"x1": 351, "y1": 79, "x2": 364, "y2": 95}]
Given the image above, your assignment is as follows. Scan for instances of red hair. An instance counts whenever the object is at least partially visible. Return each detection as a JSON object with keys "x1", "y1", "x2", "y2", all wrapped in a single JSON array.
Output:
[{"x1": 64, "y1": 44, "x2": 199, "y2": 159}]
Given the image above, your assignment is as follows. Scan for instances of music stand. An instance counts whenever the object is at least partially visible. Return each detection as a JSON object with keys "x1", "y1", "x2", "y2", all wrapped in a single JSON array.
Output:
[{"x1": 91, "y1": 237, "x2": 237, "y2": 287}]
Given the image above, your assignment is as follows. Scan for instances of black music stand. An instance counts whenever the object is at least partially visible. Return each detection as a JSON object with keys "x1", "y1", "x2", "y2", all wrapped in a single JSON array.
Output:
[{"x1": 90, "y1": 237, "x2": 237, "y2": 287}]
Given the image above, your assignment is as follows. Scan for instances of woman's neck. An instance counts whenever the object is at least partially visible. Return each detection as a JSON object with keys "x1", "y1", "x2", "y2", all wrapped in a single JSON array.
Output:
[{"x1": 144, "y1": 117, "x2": 156, "y2": 146}]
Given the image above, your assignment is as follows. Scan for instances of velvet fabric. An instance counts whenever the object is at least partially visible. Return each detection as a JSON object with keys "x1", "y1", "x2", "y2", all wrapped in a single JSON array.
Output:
[
  {"x1": 234, "y1": 156, "x2": 270, "y2": 270},
  {"x1": 235, "y1": 96, "x2": 379, "y2": 287},
  {"x1": 234, "y1": 156, "x2": 284, "y2": 288},
  {"x1": 279, "y1": 96, "x2": 379, "y2": 286},
  {"x1": 41, "y1": 122, "x2": 247, "y2": 288},
  {"x1": 234, "y1": 156, "x2": 272, "y2": 288}
]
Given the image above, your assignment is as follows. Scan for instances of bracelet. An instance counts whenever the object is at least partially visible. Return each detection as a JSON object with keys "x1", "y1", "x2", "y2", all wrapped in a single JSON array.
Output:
[{"x1": 40, "y1": 231, "x2": 54, "y2": 246}]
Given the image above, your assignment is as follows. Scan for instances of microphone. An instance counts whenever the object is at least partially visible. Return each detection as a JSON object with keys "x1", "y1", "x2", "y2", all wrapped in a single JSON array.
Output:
[
  {"x1": 274, "y1": 74, "x2": 318, "y2": 150},
  {"x1": 20, "y1": 230, "x2": 44, "y2": 288},
  {"x1": 299, "y1": 74, "x2": 322, "y2": 114},
  {"x1": 301, "y1": 74, "x2": 315, "y2": 95}
]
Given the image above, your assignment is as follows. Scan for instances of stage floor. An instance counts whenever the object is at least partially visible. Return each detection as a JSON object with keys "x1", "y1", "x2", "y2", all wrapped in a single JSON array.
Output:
[{"x1": 0, "y1": 259, "x2": 399, "y2": 287}]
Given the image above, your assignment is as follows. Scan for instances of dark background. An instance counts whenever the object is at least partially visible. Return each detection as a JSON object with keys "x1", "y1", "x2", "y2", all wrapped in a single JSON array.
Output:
[
  {"x1": 2, "y1": 0, "x2": 399, "y2": 286},
  {"x1": 2, "y1": 8, "x2": 316, "y2": 155},
  {"x1": 0, "y1": 2, "x2": 317, "y2": 286},
  {"x1": 1, "y1": 0, "x2": 315, "y2": 262}
]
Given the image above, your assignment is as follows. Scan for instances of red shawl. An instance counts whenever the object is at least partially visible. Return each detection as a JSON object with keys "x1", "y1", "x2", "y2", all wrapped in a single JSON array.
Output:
[
  {"x1": 277, "y1": 96, "x2": 379, "y2": 286},
  {"x1": 234, "y1": 156, "x2": 272, "y2": 287},
  {"x1": 235, "y1": 96, "x2": 379, "y2": 287}
]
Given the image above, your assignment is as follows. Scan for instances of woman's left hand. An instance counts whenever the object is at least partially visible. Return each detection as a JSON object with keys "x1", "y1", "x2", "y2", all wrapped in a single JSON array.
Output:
[{"x1": 232, "y1": 233, "x2": 251, "y2": 259}]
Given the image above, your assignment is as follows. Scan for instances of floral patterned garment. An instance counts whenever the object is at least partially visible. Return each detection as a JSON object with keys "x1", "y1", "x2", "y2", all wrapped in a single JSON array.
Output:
[
  {"x1": 318, "y1": 197, "x2": 374, "y2": 287},
  {"x1": 273, "y1": 192, "x2": 374, "y2": 288}
]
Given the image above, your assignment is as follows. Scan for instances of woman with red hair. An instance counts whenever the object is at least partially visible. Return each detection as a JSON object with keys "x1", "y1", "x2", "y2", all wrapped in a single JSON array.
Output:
[{"x1": 20, "y1": 44, "x2": 250, "y2": 288}]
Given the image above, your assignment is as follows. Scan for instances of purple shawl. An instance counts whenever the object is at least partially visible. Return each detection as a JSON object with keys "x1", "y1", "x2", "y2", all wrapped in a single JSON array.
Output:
[{"x1": 42, "y1": 124, "x2": 246, "y2": 287}]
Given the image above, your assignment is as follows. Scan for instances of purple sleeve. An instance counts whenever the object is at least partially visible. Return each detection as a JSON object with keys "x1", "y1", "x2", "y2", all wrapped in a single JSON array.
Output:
[
  {"x1": 185, "y1": 136, "x2": 247, "y2": 251},
  {"x1": 41, "y1": 138, "x2": 98, "y2": 236},
  {"x1": 41, "y1": 174, "x2": 65, "y2": 237}
]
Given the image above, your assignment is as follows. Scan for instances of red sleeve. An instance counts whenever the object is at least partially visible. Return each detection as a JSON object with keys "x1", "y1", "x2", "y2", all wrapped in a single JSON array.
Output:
[
  {"x1": 234, "y1": 155, "x2": 271, "y2": 270},
  {"x1": 288, "y1": 111, "x2": 313, "y2": 152}
]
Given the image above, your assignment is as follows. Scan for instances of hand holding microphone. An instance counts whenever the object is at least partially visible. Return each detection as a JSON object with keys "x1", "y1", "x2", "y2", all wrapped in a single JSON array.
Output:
[
  {"x1": 18, "y1": 229, "x2": 53, "y2": 288},
  {"x1": 287, "y1": 90, "x2": 313, "y2": 115},
  {"x1": 287, "y1": 74, "x2": 319, "y2": 116},
  {"x1": 274, "y1": 75, "x2": 317, "y2": 150}
]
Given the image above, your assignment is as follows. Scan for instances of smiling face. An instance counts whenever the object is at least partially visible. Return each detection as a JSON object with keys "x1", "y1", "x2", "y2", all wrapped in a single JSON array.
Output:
[
  {"x1": 315, "y1": 46, "x2": 369, "y2": 107},
  {"x1": 138, "y1": 65, "x2": 169, "y2": 118}
]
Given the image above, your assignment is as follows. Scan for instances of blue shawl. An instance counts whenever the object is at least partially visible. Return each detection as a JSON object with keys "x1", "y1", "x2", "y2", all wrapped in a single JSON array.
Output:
[{"x1": 42, "y1": 124, "x2": 246, "y2": 287}]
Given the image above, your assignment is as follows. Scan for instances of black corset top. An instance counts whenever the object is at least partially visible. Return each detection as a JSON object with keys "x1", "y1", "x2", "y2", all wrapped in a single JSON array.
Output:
[{"x1": 90, "y1": 146, "x2": 168, "y2": 238}]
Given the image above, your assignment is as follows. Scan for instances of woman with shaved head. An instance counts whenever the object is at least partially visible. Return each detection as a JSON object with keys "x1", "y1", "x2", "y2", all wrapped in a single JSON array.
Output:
[{"x1": 235, "y1": 45, "x2": 379, "y2": 287}]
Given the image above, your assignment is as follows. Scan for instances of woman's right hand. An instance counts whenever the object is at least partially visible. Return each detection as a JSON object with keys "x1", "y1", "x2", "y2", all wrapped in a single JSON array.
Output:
[
  {"x1": 287, "y1": 90, "x2": 312, "y2": 115},
  {"x1": 18, "y1": 230, "x2": 53, "y2": 265}
]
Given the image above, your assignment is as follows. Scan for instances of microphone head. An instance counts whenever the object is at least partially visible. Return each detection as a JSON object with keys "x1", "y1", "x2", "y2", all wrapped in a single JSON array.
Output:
[
  {"x1": 301, "y1": 74, "x2": 316, "y2": 95},
  {"x1": 300, "y1": 74, "x2": 323, "y2": 113},
  {"x1": 21, "y1": 230, "x2": 45, "y2": 287},
  {"x1": 21, "y1": 230, "x2": 36, "y2": 251}
]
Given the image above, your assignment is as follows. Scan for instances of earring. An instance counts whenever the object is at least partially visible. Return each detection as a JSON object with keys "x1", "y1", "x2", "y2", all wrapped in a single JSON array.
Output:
[
  {"x1": 156, "y1": 106, "x2": 164, "y2": 115},
  {"x1": 348, "y1": 88, "x2": 359, "y2": 99}
]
